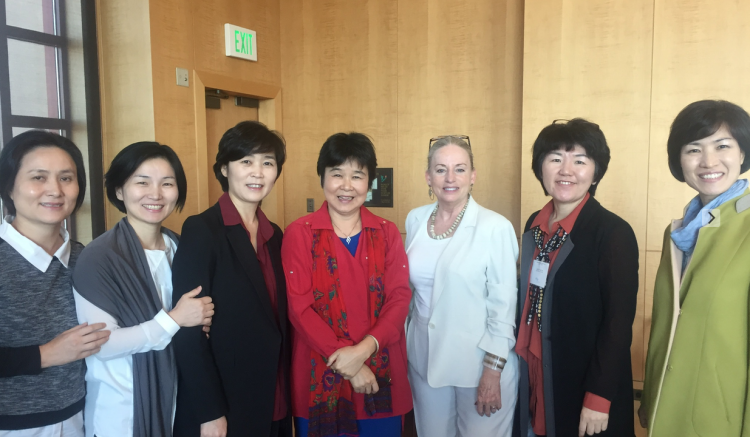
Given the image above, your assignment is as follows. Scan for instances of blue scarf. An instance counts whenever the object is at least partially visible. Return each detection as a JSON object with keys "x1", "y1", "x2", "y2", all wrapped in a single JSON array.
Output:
[{"x1": 671, "y1": 179, "x2": 748, "y2": 264}]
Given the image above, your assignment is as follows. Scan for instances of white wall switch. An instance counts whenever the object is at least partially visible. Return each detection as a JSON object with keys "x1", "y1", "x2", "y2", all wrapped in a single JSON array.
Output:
[{"x1": 176, "y1": 68, "x2": 189, "y2": 87}]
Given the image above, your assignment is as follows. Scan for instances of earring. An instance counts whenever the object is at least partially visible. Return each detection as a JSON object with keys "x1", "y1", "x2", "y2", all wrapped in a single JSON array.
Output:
[
  {"x1": 470, "y1": 184, "x2": 473, "y2": 194},
  {"x1": 428, "y1": 187, "x2": 434, "y2": 200}
]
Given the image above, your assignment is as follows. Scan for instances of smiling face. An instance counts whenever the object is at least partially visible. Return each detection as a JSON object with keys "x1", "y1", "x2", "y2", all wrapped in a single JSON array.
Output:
[
  {"x1": 426, "y1": 144, "x2": 476, "y2": 206},
  {"x1": 323, "y1": 160, "x2": 369, "y2": 217},
  {"x1": 10, "y1": 146, "x2": 79, "y2": 230},
  {"x1": 541, "y1": 144, "x2": 596, "y2": 206},
  {"x1": 222, "y1": 152, "x2": 278, "y2": 206},
  {"x1": 680, "y1": 124, "x2": 746, "y2": 204},
  {"x1": 116, "y1": 158, "x2": 179, "y2": 229}
]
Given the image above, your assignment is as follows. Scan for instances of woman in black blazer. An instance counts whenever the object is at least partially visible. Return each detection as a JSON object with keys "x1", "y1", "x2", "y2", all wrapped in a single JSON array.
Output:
[
  {"x1": 171, "y1": 121, "x2": 291, "y2": 437},
  {"x1": 514, "y1": 119, "x2": 639, "y2": 437}
]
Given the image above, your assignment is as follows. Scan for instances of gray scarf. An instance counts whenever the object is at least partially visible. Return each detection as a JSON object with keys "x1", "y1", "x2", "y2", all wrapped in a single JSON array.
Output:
[{"x1": 73, "y1": 218, "x2": 179, "y2": 437}]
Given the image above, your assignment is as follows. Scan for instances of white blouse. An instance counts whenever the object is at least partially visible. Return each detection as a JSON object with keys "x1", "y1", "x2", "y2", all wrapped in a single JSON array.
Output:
[
  {"x1": 406, "y1": 226, "x2": 452, "y2": 318},
  {"x1": 73, "y1": 234, "x2": 179, "y2": 437}
]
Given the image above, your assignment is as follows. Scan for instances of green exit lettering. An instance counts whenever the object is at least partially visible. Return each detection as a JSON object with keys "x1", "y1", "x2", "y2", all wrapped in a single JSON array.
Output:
[{"x1": 234, "y1": 30, "x2": 253, "y2": 55}]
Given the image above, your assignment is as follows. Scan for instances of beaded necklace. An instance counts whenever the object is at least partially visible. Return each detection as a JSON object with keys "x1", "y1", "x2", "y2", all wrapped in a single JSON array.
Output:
[{"x1": 429, "y1": 195, "x2": 470, "y2": 240}]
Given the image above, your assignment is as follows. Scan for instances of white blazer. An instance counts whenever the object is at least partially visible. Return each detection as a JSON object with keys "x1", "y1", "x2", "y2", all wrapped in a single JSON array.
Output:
[{"x1": 405, "y1": 196, "x2": 519, "y2": 388}]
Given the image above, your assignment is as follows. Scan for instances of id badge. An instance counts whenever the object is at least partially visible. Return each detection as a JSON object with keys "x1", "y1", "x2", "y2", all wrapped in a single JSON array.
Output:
[{"x1": 530, "y1": 260, "x2": 549, "y2": 287}]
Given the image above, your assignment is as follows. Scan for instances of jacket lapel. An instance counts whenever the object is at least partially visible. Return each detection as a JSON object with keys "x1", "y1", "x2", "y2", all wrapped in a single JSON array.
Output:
[
  {"x1": 226, "y1": 225, "x2": 276, "y2": 326},
  {"x1": 517, "y1": 229, "x2": 536, "y2": 326},
  {"x1": 669, "y1": 220, "x2": 684, "y2": 305},
  {"x1": 266, "y1": 231, "x2": 287, "y2": 337},
  {"x1": 546, "y1": 238, "x2": 574, "y2": 288}
]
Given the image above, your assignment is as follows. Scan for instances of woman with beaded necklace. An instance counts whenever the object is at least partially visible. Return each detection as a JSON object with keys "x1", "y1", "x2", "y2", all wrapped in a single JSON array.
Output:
[{"x1": 404, "y1": 135, "x2": 520, "y2": 436}]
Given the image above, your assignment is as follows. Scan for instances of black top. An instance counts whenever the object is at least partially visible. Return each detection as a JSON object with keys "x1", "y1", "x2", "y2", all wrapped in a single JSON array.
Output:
[
  {"x1": 514, "y1": 197, "x2": 639, "y2": 437},
  {"x1": 171, "y1": 204, "x2": 291, "y2": 437}
]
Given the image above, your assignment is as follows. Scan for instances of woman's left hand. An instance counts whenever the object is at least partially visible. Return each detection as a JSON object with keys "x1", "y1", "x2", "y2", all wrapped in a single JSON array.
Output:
[
  {"x1": 327, "y1": 336, "x2": 377, "y2": 379},
  {"x1": 578, "y1": 406, "x2": 609, "y2": 436},
  {"x1": 475, "y1": 367, "x2": 502, "y2": 417}
]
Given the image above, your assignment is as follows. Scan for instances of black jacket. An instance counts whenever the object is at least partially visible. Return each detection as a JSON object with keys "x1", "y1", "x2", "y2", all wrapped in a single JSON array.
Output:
[
  {"x1": 171, "y1": 203, "x2": 290, "y2": 437},
  {"x1": 513, "y1": 197, "x2": 639, "y2": 437}
]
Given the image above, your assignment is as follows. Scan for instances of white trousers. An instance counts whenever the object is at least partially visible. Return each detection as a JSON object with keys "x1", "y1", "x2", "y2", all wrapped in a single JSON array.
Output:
[
  {"x1": 0, "y1": 412, "x2": 83, "y2": 437},
  {"x1": 408, "y1": 313, "x2": 518, "y2": 437}
]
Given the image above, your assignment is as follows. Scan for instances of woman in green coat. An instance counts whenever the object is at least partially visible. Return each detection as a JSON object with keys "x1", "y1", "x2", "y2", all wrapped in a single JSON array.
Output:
[{"x1": 640, "y1": 99, "x2": 750, "y2": 437}]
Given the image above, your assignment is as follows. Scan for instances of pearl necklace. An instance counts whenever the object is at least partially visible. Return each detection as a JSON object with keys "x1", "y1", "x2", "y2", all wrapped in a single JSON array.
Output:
[{"x1": 429, "y1": 196, "x2": 470, "y2": 240}]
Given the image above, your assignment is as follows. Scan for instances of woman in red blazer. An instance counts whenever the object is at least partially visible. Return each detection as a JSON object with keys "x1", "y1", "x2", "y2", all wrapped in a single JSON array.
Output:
[{"x1": 282, "y1": 133, "x2": 412, "y2": 437}]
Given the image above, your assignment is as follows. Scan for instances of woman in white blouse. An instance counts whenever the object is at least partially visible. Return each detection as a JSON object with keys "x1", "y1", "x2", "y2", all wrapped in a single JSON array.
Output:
[
  {"x1": 72, "y1": 142, "x2": 214, "y2": 437},
  {"x1": 405, "y1": 135, "x2": 519, "y2": 437}
]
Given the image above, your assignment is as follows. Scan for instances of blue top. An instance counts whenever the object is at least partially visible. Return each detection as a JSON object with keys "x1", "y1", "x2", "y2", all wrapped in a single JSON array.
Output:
[{"x1": 339, "y1": 231, "x2": 361, "y2": 257}]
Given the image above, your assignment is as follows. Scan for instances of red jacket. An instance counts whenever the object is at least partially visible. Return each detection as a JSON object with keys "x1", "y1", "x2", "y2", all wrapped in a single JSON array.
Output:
[{"x1": 281, "y1": 203, "x2": 413, "y2": 419}]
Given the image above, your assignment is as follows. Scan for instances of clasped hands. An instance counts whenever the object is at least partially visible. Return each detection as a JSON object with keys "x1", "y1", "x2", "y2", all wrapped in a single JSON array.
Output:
[{"x1": 327, "y1": 336, "x2": 379, "y2": 394}]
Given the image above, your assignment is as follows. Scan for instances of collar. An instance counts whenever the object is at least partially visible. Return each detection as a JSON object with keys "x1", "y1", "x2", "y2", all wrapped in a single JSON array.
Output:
[
  {"x1": 309, "y1": 201, "x2": 387, "y2": 230},
  {"x1": 737, "y1": 192, "x2": 750, "y2": 214},
  {"x1": 531, "y1": 192, "x2": 590, "y2": 235},
  {"x1": 0, "y1": 217, "x2": 71, "y2": 271},
  {"x1": 218, "y1": 192, "x2": 274, "y2": 241}
]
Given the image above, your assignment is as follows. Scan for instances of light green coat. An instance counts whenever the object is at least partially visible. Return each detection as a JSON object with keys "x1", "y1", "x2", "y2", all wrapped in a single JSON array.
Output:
[{"x1": 642, "y1": 190, "x2": 750, "y2": 437}]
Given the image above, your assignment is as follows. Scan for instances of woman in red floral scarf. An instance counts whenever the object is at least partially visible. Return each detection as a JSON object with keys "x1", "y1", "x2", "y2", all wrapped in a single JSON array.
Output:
[{"x1": 282, "y1": 133, "x2": 412, "y2": 437}]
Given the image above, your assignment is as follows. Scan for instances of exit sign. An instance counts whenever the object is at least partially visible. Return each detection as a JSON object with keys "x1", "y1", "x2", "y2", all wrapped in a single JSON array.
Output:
[{"x1": 224, "y1": 24, "x2": 257, "y2": 61}]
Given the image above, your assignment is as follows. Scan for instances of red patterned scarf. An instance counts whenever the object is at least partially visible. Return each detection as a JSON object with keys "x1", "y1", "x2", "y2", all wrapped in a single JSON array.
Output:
[{"x1": 307, "y1": 227, "x2": 392, "y2": 437}]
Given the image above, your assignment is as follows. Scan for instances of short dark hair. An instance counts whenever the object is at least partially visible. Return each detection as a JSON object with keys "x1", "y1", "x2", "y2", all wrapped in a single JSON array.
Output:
[
  {"x1": 667, "y1": 100, "x2": 750, "y2": 182},
  {"x1": 0, "y1": 130, "x2": 87, "y2": 216},
  {"x1": 531, "y1": 118, "x2": 610, "y2": 196},
  {"x1": 317, "y1": 132, "x2": 378, "y2": 187},
  {"x1": 213, "y1": 121, "x2": 286, "y2": 192},
  {"x1": 104, "y1": 142, "x2": 187, "y2": 214}
]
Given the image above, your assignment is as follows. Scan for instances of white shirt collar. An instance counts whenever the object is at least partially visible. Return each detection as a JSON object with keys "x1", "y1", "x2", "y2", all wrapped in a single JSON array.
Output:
[{"x1": 0, "y1": 217, "x2": 72, "y2": 271}]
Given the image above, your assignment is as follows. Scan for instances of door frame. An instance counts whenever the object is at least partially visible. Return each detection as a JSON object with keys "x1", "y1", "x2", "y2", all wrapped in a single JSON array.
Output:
[{"x1": 192, "y1": 70, "x2": 284, "y2": 227}]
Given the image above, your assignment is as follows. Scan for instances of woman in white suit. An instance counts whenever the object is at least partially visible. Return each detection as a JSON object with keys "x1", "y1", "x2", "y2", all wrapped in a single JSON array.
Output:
[{"x1": 405, "y1": 135, "x2": 519, "y2": 437}]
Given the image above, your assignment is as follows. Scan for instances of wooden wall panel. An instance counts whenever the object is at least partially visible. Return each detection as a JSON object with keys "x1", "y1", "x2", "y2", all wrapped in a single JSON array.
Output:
[
  {"x1": 148, "y1": 0, "x2": 198, "y2": 232},
  {"x1": 280, "y1": 0, "x2": 399, "y2": 226},
  {"x1": 397, "y1": 0, "x2": 524, "y2": 233},
  {"x1": 145, "y1": 0, "x2": 282, "y2": 232},
  {"x1": 521, "y1": 0, "x2": 654, "y2": 250},
  {"x1": 280, "y1": 0, "x2": 523, "y2": 231},
  {"x1": 97, "y1": 0, "x2": 155, "y2": 228},
  {"x1": 193, "y1": 0, "x2": 281, "y2": 86},
  {"x1": 646, "y1": 0, "x2": 750, "y2": 252},
  {"x1": 521, "y1": 0, "x2": 654, "y2": 383}
]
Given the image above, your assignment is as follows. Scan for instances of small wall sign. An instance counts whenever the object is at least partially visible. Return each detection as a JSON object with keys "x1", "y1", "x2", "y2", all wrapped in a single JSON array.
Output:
[
  {"x1": 225, "y1": 24, "x2": 257, "y2": 61},
  {"x1": 365, "y1": 168, "x2": 394, "y2": 208}
]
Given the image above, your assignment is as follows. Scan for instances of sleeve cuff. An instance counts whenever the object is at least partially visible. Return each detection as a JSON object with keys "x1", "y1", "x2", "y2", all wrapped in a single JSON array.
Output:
[
  {"x1": 477, "y1": 333, "x2": 511, "y2": 361},
  {"x1": 583, "y1": 392, "x2": 611, "y2": 414},
  {"x1": 367, "y1": 334, "x2": 380, "y2": 354},
  {"x1": 154, "y1": 309, "x2": 181, "y2": 336},
  {"x1": 368, "y1": 324, "x2": 396, "y2": 349}
]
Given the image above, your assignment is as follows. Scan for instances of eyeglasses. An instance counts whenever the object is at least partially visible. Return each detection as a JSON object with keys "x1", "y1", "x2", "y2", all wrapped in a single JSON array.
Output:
[{"x1": 428, "y1": 134, "x2": 471, "y2": 150}]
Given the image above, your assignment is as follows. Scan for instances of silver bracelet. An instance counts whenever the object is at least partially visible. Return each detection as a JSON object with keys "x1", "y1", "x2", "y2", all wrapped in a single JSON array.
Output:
[{"x1": 483, "y1": 353, "x2": 506, "y2": 371}]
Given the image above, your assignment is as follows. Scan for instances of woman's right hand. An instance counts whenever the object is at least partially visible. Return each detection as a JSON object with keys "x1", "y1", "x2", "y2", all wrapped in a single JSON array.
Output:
[
  {"x1": 169, "y1": 286, "x2": 214, "y2": 328},
  {"x1": 39, "y1": 322, "x2": 111, "y2": 368},
  {"x1": 637, "y1": 403, "x2": 648, "y2": 428},
  {"x1": 349, "y1": 365, "x2": 379, "y2": 394},
  {"x1": 200, "y1": 416, "x2": 227, "y2": 437}
]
